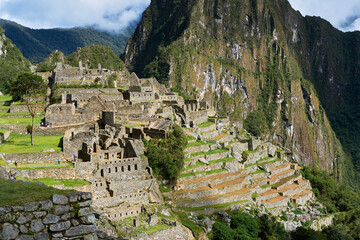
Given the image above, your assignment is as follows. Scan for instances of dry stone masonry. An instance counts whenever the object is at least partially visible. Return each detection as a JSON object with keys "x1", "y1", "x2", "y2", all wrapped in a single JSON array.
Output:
[{"x1": 0, "y1": 192, "x2": 122, "y2": 240}]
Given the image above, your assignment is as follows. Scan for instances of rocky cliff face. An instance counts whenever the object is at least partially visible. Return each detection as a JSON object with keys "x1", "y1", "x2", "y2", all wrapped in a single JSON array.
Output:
[{"x1": 124, "y1": 0, "x2": 357, "y2": 182}]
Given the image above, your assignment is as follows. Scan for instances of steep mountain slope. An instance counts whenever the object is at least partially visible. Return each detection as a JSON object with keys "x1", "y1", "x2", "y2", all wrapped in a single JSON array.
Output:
[
  {"x1": 124, "y1": 0, "x2": 356, "y2": 183},
  {"x1": 0, "y1": 19, "x2": 136, "y2": 62},
  {"x1": 0, "y1": 27, "x2": 30, "y2": 92}
]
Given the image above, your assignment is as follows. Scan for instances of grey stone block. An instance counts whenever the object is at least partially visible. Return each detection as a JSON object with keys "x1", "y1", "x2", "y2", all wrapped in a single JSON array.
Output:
[
  {"x1": 52, "y1": 234, "x2": 63, "y2": 238},
  {"x1": 24, "y1": 202, "x2": 39, "y2": 212},
  {"x1": 34, "y1": 232, "x2": 49, "y2": 240},
  {"x1": 83, "y1": 233, "x2": 98, "y2": 240},
  {"x1": 71, "y1": 219, "x2": 79, "y2": 226},
  {"x1": 42, "y1": 214, "x2": 60, "y2": 224},
  {"x1": 30, "y1": 219, "x2": 44, "y2": 233},
  {"x1": 49, "y1": 221, "x2": 71, "y2": 232},
  {"x1": 61, "y1": 213, "x2": 71, "y2": 220},
  {"x1": 16, "y1": 213, "x2": 33, "y2": 224},
  {"x1": 1, "y1": 223, "x2": 19, "y2": 240},
  {"x1": 67, "y1": 193, "x2": 78, "y2": 203},
  {"x1": 79, "y1": 207, "x2": 92, "y2": 216},
  {"x1": 80, "y1": 214, "x2": 96, "y2": 225},
  {"x1": 53, "y1": 205, "x2": 70, "y2": 215},
  {"x1": 0, "y1": 212, "x2": 15, "y2": 223},
  {"x1": 12, "y1": 206, "x2": 24, "y2": 212},
  {"x1": 79, "y1": 192, "x2": 92, "y2": 200},
  {"x1": 79, "y1": 200, "x2": 93, "y2": 207},
  {"x1": 52, "y1": 194, "x2": 68, "y2": 205},
  {"x1": 19, "y1": 225, "x2": 28, "y2": 234},
  {"x1": 40, "y1": 200, "x2": 53, "y2": 211},
  {"x1": 16, "y1": 235, "x2": 34, "y2": 240},
  {"x1": 64, "y1": 224, "x2": 96, "y2": 237},
  {"x1": 33, "y1": 212, "x2": 46, "y2": 219}
]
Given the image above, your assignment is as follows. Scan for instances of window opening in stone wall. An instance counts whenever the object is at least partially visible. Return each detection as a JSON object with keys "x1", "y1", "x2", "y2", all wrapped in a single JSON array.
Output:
[
  {"x1": 135, "y1": 164, "x2": 138, "y2": 170},
  {"x1": 105, "y1": 153, "x2": 109, "y2": 159},
  {"x1": 115, "y1": 167, "x2": 118, "y2": 172},
  {"x1": 101, "y1": 169, "x2": 104, "y2": 177},
  {"x1": 121, "y1": 166, "x2": 124, "y2": 172},
  {"x1": 128, "y1": 165, "x2": 131, "y2": 171},
  {"x1": 108, "y1": 168, "x2": 111, "y2": 173}
]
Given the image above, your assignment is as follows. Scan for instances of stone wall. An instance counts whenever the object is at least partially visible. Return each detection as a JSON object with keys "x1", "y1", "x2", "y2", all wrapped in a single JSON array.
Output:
[
  {"x1": 9, "y1": 104, "x2": 46, "y2": 113},
  {"x1": 45, "y1": 113, "x2": 97, "y2": 126},
  {"x1": 0, "y1": 130, "x2": 10, "y2": 143},
  {"x1": 3, "y1": 152, "x2": 63, "y2": 165},
  {"x1": 18, "y1": 167, "x2": 77, "y2": 180},
  {"x1": 0, "y1": 192, "x2": 102, "y2": 240}
]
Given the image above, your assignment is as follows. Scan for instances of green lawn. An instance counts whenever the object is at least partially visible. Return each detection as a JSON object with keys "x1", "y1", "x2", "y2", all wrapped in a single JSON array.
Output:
[
  {"x1": 9, "y1": 163, "x2": 73, "y2": 170},
  {"x1": 13, "y1": 101, "x2": 46, "y2": 105},
  {"x1": 186, "y1": 140, "x2": 213, "y2": 148},
  {"x1": 18, "y1": 177, "x2": 90, "y2": 188},
  {"x1": 0, "y1": 133, "x2": 63, "y2": 153},
  {"x1": 0, "y1": 117, "x2": 43, "y2": 125},
  {"x1": 0, "y1": 112, "x2": 43, "y2": 116},
  {"x1": 198, "y1": 121, "x2": 215, "y2": 128},
  {"x1": 0, "y1": 95, "x2": 12, "y2": 102},
  {"x1": 175, "y1": 212, "x2": 204, "y2": 238},
  {"x1": 190, "y1": 148, "x2": 228, "y2": 157},
  {"x1": 176, "y1": 200, "x2": 249, "y2": 211},
  {"x1": 0, "y1": 106, "x2": 10, "y2": 110},
  {"x1": 0, "y1": 178, "x2": 73, "y2": 206},
  {"x1": 180, "y1": 168, "x2": 228, "y2": 178},
  {"x1": 0, "y1": 129, "x2": 9, "y2": 134}
]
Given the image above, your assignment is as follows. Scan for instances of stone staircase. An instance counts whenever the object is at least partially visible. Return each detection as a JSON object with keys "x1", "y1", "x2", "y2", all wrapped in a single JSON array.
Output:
[{"x1": 173, "y1": 130, "x2": 314, "y2": 212}]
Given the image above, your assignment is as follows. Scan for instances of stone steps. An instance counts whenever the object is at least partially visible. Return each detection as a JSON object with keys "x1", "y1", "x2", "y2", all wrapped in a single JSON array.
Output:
[
  {"x1": 270, "y1": 163, "x2": 291, "y2": 175},
  {"x1": 174, "y1": 174, "x2": 248, "y2": 200},
  {"x1": 176, "y1": 187, "x2": 251, "y2": 208},
  {"x1": 267, "y1": 168, "x2": 296, "y2": 185},
  {"x1": 263, "y1": 195, "x2": 290, "y2": 208}
]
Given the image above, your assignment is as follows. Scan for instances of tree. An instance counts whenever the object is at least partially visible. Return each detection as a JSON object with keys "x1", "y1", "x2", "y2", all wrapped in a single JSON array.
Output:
[{"x1": 10, "y1": 73, "x2": 47, "y2": 145}]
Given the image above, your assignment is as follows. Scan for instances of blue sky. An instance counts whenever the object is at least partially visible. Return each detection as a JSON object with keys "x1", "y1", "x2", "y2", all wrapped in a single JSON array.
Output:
[{"x1": 0, "y1": 0, "x2": 359, "y2": 32}]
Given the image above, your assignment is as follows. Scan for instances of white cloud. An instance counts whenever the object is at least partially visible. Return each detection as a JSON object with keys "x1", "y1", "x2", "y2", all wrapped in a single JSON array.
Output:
[
  {"x1": 0, "y1": 0, "x2": 151, "y2": 32},
  {"x1": 288, "y1": 0, "x2": 360, "y2": 32}
]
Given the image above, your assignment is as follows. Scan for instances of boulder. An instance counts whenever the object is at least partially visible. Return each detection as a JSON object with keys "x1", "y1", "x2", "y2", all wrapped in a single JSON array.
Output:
[
  {"x1": 1, "y1": 223, "x2": 19, "y2": 240},
  {"x1": 80, "y1": 214, "x2": 96, "y2": 225},
  {"x1": 52, "y1": 194, "x2": 68, "y2": 205},
  {"x1": 24, "y1": 202, "x2": 40, "y2": 212},
  {"x1": 49, "y1": 221, "x2": 71, "y2": 232},
  {"x1": 30, "y1": 219, "x2": 44, "y2": 233},
  {"x1": 43, "y1": 214, "x2": 60, "y2": 224},
  {"x1": 54, "y1": 205, "x2": 70, "y2": 216},
  {"x1": 16, "y1": 213, "x2": 34, "y2": 224},
  {"x1": 198, "y1": 158, "x2": 209, "y2": 165},
  {"x1": 64, "y1": 225, "x2": 96, "y2": 237},
  {"x1": 202, "y1": 217, "x2": 214, "y2": 233},
  {"x1": 40, "y1": 200, "x2": 53, "y2": 211},
  {"x1": 160, "y1": 209, "x2": 171, "y2": 217}
]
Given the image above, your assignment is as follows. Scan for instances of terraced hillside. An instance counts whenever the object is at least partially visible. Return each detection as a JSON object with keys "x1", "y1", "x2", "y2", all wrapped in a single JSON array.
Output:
[{"x1": 166, "y1": 119, "x2": 313, "y2": 213}]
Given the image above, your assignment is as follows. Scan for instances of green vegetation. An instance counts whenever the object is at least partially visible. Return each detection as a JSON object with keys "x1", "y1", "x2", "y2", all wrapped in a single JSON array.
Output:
[
  {"x1": 0, "y1": 19, "x2": 135, "y2": 62},
  {"x1": 198, "y1": 121, "x2": 215, "y2": 128},
  {"x1": 66, "y1": 45, "x2": 126, "y2": 71},
  {"x1": 144, "y1": 125, "x2": 187, "y2": 183},
  {"x1": 0, "y1": 95, "x2": 12, "y2": 102},
  {"x1": 212, "y1": 211, "x2": 287, "y2": 240},
  {"x1": 159, "y1": 184, "x2": 171, "y2": 193},
  {"x1": 0, "y1": 117, "x2": 43, "y2": 125},
  {"x1": 0, "y1": 133, "x2": 63, "y2": 153},
  {"x1": 179, "y1": 169, "x2": 228, "y2": 178},
  {"x1": 175, "y1": 212, "x2": 204, "y2": 238},
  {"x1": 186, "y1": 140, "x2": 213, "y2": 147},
  {"x1": 177, "y1": 200, "x2": 249, "y2": 211},
  {"x1": 14, "y1": 163, "x2": 73, "y2": 170},
  {"x1": 0, "y1": 178, "x2": 73, "y2": 206},
  {"x1": 18, "y1": 177, "x2": 90, "y2": 187},
  {"x1": 190, "y1": 148, "x2": 228, "y2": 157}
]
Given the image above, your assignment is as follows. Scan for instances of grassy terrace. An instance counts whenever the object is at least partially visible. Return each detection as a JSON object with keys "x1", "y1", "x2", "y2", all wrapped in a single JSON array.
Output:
[
  {"x1": 175, "y1": 212, "x2": 203, "y2": 238},
  {"x1": 180, "y1": 168, "x2": 228, "y2": 178},
  {"x1": 0, "y1": 178, "x2": 73, "y2": 206},
  {"x1": 176, "y1": 200, "x2": 249, "y2": 211},
  {"x1": 190, "y1": 148, "x2": 228, "y2": 157},
  {"x1": 13, "y1": 101, "x2": 46, "y2": 105},
  {"x1": 0, "y1": 95, "x2": 12, "y2": 102},
  {"x1": 0, "y1": 112, "x2": 43, "y2": 116},
  {"x1": 7, "y1": 162, "x2": 73, "y2": 170},
  {"x1": 0, "y1": 106, "x2": 10, "y2": 110},
  {"x1": 183, "y1": 157, "x2": 235, "y2": 171},
  {"x1": 0, "y1": 133, "x2": 63, "y2": 153},
  {"x1": 198, "y1": 121, "x2": 215, "y2": 128},
  {"x1": 0, "y1": 117, "x2": 43, "y2": 125},
  {"x1": 186, "y1": 140, "x2": 213, "y2": 148},
  {"x1": 123, "y1": 123, "x2": 145, "y2": 128},
  {"x1": 18, "y1": 177, "x2": 90, "y2": 188}
]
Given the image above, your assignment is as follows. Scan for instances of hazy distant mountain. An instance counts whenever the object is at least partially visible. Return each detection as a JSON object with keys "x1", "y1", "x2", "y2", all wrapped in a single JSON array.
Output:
[{"x1": 0, "y1": 19, "x2": 136, "y2": 62}]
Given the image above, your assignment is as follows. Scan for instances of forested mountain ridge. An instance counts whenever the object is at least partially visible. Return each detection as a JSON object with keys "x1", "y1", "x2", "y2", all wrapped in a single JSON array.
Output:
[
  {"x1": 0, "y1": 19, "x2": 136, "y2": 62},
  {"x1": 124, "y1": 0, "x2": 360, "y2": 185}
]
